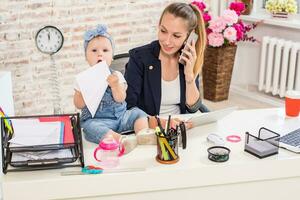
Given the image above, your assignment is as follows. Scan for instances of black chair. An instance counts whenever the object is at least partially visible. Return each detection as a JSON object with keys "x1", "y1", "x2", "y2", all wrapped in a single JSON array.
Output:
[{"x1": 111, "y1": 53, "x2": 129, "y2": 75}]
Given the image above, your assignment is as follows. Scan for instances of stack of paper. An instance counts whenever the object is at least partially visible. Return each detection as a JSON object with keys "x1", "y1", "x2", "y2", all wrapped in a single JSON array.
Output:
[
  {"x1": 9, "y1": 119, "x2": 63, "y2": 147},
  {"x1": 75, "y1": 61, "x2": 111, "y2": 118},
  {"x1": 11, "y1": 149, "x2": 73, "y2": 162}
]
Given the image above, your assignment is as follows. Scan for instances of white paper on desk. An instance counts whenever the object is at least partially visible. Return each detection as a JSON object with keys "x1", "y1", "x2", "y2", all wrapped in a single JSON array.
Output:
[
  {"x1": 9, "y1": 119, "x2": 62, "y2": 146},
  {"x1": 76, "y1": 61, "x2": 111, "y2": 118}
]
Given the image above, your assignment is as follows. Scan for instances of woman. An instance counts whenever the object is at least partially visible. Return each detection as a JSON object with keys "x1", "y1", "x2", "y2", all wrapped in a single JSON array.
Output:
[{"x1": 125, "y1": 2, "x2": 209, "y2": 116}]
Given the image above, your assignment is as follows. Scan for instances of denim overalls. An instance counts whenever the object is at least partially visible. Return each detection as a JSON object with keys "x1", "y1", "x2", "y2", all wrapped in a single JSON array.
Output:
[{"x1": 80, "y1": 84, "x2": 147, "y2": 144}]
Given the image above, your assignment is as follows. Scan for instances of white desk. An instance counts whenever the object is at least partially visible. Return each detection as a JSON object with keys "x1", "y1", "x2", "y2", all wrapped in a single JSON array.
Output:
[{"x1": 2, "y1": 108, "x2": 300, "y2": 200}]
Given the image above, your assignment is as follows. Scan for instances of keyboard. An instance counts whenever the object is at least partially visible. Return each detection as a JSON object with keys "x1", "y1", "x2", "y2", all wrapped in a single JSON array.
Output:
[{"x1": 278, "y1": 128, "x2": 300, "y2": 147}]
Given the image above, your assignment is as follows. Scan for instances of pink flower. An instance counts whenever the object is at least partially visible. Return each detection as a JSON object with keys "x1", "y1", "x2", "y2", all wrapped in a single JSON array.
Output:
[
  {"x1": 233, "y1": 23, "x2": 244, "y2": 41},
  {"x1": 203, "y1": 12, "x2": 212, "y2": 22},
  {"x1": 222, "y1": 9, "x2": 238, "y2": 25},
  {"x1": 191, "y1": 1, "x2": 206, "y2": 11},
  {"x1": 208, "y1": 32, "x2": 224, "y2": 47},
  {"x1": 206, "y1": 28, "x2": 212, "y2": 35},
  {"x1": 238, "y1": 21, "x2": 245, "y2": 30},
  {"x1": 229, "y1": 2, "x2": 245, "y2": 16},
  {"x1": 223, "y1": 27, "x2": 237, "y2": 42},
  {"x1": 208, "y1": 17, "x2": 226, "y2": 33},
  {"x1": 191, "y1": 0, "x2": 258, "y2": 47}
]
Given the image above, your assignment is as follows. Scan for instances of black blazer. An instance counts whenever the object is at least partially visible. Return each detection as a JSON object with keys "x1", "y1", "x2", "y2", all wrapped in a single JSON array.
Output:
[{"x1": 125, "y1": 40, "x2": 200, "y2": 116}]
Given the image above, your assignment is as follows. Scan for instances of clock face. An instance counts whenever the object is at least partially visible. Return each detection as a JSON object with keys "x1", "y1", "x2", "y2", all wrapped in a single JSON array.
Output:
[{"x1": 35, "y1": 26, "x2": 64, "y2": 54}]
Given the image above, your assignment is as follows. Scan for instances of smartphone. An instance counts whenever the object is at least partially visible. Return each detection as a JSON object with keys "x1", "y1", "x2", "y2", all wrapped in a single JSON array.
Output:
[{"x1": 179, "y1": 31, "x2": 198, "y2": 65}]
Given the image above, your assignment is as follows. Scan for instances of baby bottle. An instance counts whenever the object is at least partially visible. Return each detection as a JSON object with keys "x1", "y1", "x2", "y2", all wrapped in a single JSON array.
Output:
[{"x1": 94, "y1": 135, "x2": 125, "y2": 168}]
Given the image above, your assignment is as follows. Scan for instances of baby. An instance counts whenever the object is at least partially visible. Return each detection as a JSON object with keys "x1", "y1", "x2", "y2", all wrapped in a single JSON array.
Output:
[{"x1": 73, "y1": 24, "x2": 150, "y2": 153}]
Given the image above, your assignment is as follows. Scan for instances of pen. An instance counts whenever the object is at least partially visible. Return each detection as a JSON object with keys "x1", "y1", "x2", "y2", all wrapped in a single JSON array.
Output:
[
  {"x1": 166, "y1": 115, "x2": 171, "y2": 136},
  {"x1": 158, "y1": 137, "x2": 169, "y2": 160},
  {"x1": 160, "y1": 137, "x2": 177, "y2": 160},
  {"x1": 155, "y1": 127, "x2": 162, "y2": 137},
  {"x1": 155, "y1": 116, "x2": 165, "y2": 136}
]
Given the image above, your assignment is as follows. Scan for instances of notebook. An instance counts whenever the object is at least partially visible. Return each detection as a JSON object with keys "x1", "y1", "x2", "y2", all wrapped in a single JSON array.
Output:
[
  {"x1": 186, "y1": 106, "x2": 237, "y2": 127},
  {"x1": 277, "y1": 127, "x2": 300, "y2": 153}
]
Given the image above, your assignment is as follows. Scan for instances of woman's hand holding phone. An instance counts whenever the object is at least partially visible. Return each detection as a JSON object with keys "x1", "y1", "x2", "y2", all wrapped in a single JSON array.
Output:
[
  {"x1": 180, "y1": 39, "x2": 197, "y2": 83},
  {"x1": 179, "y1": 31, "x2": 198, "y2": 83}
]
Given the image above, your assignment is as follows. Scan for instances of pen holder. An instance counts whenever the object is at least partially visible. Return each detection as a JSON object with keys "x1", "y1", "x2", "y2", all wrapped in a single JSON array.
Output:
[{"x1": 156, "y1": 133, "x2": 180, "y2": 164}]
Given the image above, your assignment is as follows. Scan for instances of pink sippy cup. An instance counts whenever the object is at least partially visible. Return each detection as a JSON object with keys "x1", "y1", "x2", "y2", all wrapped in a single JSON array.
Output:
[{"x1": 94, "y1": 135, "x2": 125, "y2": 168}]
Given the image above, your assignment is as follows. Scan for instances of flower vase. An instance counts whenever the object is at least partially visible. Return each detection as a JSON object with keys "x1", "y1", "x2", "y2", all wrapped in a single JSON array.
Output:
[
  {"x1": 272, "y1": 12, "x2": 289, "y2": 18},
  {"x1": 202, "y1": 45, "x2": 237, "y2": 102}
]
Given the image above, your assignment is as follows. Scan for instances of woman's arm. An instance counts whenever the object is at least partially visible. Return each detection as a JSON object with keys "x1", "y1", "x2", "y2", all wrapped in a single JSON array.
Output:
[
  {"x1": 185, "y1": 77, "x2": 200, "y2": 106},
  {"x1": 124, "y1": 51, "x2": 144, "y2": 109},
  {"x1": 73, "y1": 90, "x2": 86, "y2": 109},
  {"x1": 180, "y1": 40, "x2": 200, "y2": 107}
]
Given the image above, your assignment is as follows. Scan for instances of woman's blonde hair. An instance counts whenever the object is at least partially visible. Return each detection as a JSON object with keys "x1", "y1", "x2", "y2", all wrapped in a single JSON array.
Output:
[{"x1": 159, "y1": 3, "x2": 207, "y2": 75}]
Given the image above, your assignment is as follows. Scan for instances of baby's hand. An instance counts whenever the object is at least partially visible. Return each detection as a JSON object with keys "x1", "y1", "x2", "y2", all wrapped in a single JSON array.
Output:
[{"x1": 107, "y1": 72, "x2": 119, "y2": 88}]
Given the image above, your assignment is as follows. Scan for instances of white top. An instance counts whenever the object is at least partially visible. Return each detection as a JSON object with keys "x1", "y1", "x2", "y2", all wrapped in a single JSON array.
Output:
[{"x1": 160, "y1": 75, "x2": 181, "y2": 116}]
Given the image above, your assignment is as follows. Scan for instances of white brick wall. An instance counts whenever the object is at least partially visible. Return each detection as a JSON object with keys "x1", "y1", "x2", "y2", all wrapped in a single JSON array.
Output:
[{"x1": 0, "y1": 0, "x2": 195, "y2": 115}]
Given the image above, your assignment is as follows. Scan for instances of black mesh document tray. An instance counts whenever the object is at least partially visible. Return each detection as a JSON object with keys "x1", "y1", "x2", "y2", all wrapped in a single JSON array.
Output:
[
  {"x1": 244, "y1": 127, "x2": 280, "y2": 158},
  {"x1": 1, "y1": 113, "x2": 84, "y2": 173}
]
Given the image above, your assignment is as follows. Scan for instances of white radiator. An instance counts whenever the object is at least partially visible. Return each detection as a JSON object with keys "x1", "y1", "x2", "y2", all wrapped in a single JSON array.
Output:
[{"x1": 258, "y1": 36, "x2": 300, "y2": 97}]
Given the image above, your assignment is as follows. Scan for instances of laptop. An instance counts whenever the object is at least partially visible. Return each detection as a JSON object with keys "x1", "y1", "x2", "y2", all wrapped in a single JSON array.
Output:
[
  {"x1": 277, "y1": 127, "x2": 300, "y2": 153},
  {"x1": 186, "y1": 106, "x2": 237, "y2": 127}
]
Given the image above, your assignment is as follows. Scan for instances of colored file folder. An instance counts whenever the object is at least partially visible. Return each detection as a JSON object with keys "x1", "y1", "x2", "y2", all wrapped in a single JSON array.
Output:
[{"x1": 39, "y1": 116, "x2": 74, "y2": 144}]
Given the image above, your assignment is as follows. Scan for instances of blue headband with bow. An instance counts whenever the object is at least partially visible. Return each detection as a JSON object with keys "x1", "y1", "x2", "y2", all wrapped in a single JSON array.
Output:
[{"x1": 83, "y1": 24, "x2": 114, "y2": 52}]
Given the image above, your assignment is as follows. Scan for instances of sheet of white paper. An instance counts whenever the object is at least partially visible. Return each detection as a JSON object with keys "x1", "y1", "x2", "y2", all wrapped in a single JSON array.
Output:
[
  {"x1": 11, "y1": 149, "x2": 73, "y2": 162},
  {"x1": 76, "y1": 61, "x2": 111, "y2": 117},
  {"x1": 9, "y1": 119, "x2": 62, "y2": 146}
]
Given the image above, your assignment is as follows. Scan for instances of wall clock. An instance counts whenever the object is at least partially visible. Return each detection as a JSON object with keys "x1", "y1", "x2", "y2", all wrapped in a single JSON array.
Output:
[
  {"x1": 35, "y1": 25, "x2": 64, "y2": 55},
  {"x1": 35, "y1": 25, "x2": 64, "y2": 114}
]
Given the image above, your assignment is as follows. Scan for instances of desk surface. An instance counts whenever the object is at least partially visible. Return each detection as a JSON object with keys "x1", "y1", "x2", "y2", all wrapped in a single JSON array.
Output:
[{"x1": 2, "y1": 108, "x2": 300, "y2": 200}]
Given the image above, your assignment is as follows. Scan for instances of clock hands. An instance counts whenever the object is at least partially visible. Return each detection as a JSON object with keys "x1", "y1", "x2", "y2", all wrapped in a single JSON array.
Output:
[{"x1": 47, "y1": 31, "x2": 50, "y2": 41}]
